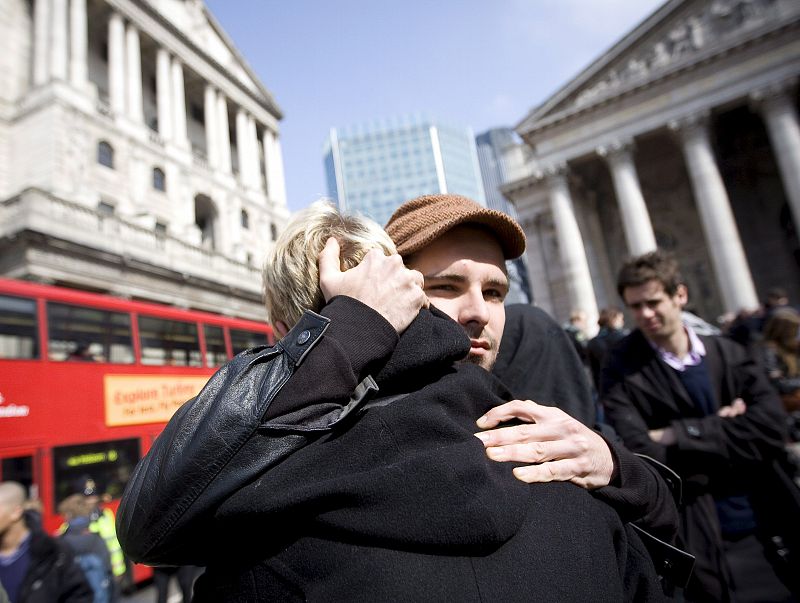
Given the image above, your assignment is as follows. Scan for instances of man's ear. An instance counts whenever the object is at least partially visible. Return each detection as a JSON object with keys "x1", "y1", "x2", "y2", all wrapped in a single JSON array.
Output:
[
  {"x1": 675, "y1": 284, "x2": 689, "y2": 308},
  {"x1": 274, "y1": 320, "x2": 289, "y2": 338}
]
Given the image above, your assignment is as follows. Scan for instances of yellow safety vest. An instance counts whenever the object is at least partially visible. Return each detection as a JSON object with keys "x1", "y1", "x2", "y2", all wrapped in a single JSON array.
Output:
[{"x1": 89, "y1": 508, "x2": 126, "y2": 577}]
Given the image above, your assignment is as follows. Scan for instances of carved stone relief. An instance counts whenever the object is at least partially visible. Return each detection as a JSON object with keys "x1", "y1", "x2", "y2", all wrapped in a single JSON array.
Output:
[{"x1": 573, "y1": 0, "x2": 788, "y2": 109}]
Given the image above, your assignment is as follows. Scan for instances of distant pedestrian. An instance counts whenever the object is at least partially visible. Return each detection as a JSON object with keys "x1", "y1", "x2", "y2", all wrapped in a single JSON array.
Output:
[
  {"x1": 0, "y1": 482, "x2": 92, "y2": 603},
  {"x1": 586, "y1": 307, "x2": 627, "y2": 392},
  {"x1": 73, "y1": 478, "x2": 126, "y2": 598},
  {"x1": 58, "y1": 495, "x2": 112, "y2": 603},
  {"x1": 563, "y1": 309, "x2": 589, "y2": 365},
  {"x1": 761, "y1": 307, "x2": 800, "y2": 413}
]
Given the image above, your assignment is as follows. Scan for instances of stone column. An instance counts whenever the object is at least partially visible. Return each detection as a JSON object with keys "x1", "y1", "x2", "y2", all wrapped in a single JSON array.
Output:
[
  {"x1": 247, "y1": 115, "x2": 259, "y2": 188},
  {"x1": 108, "y1": 12, "x2": 126, "y2": 114},
  {"x1": 670, "y1": 114, "x2": 759, "y2": 312},
  {"x1": 155, "y1": 48, "x2": 172, "y2": 140},
  {"x1": 752, "y1": 81, "x2": 800, "y2": 237},
  {"x1": 545, "y1": 165, "x2": 599, "y2": 324},
  {"x1": 170, "y1": 58, "x2": 189, "y2": 148},
  {"x1": 50, "y1": 0, "x2": 68, "y2": 80},
  {"x1": 69, "y1": 0, "x2": 88, "y2": 87},
  {"x1": 216, "y1": 92, "x2": 232, "y2": 173},
  {"x1": 264, "y1": 129, "x2": 287, "y2": 205},
  {"x1": 597, "y1": 139, "x2": 657, "y2": 255},
  {"x1": 261, "y1": 127, "x2": 275, "y2": 201},
  {"x1": 270, "y1": 134, "x2": 287, "y2": 206},
  {"x1": 125, "y1": 23, "x2": 144, "y2": 123},
  {"x1": 235, "y1": 109, "x2": 249, "y2": 183},
  {"x1": 204, "y1": 84, "x2": 218, "y2": 168},
  {"x1": 33, "y1": 0, "x2": 50, "y2": 86}
]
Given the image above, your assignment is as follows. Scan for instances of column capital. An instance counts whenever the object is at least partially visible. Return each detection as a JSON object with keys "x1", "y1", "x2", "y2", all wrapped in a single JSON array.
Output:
[
  {"x1": 596, "y1": 137, "x2": 636, "y2": 164},
  {"x1": 668, "y1": 110, "x2": 711, "y2": 142},
  {"x1": 542, "y1": 161, "x2": 568, "y2": 184},
  {"x1": 750, "y1": 77, "x2": 799, "y2": 114}
]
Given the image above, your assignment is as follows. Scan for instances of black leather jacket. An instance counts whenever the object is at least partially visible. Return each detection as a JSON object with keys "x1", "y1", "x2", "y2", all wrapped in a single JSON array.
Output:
[{"x1": 117, "y1": 304, "x2": 389, "y2": 565}]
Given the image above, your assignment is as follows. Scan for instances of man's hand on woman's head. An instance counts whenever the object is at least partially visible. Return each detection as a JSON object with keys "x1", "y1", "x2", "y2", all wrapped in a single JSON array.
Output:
[
  {"x1": 475, "y1": 399, "x2": 615, "y2": 489},
  {"x1": 318, "y1": 237, "x2": 428, "y2": 334}
]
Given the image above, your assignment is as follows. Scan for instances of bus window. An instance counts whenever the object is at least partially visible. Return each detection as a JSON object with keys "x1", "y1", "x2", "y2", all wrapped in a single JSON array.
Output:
[
  {"x1": 139, "y1": 316, "x2": 202, "y2": 367},
  {"x1": 47, "y1": 302, "x2": 134, "y2": 364},
  {"x1": 52, "y1": 438, "x2": 140, "y2": 505},
  {"x1": 0, "y1": 294, "x2": 38, "y2": 359},
  {"x1": 1, "y1": 456, "x2": 34, "y2": 492},
  {"x1": 204, "y1": 325, "x2": 227, "y2": 367},
  {"x1": 230, "y1": 328, "x2": 269, "y2": 355}
]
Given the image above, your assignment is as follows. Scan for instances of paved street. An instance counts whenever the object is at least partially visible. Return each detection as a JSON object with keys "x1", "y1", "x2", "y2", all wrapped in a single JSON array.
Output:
[{"x1": 122, "y1": 581, "x2": 187, "y2": 603}]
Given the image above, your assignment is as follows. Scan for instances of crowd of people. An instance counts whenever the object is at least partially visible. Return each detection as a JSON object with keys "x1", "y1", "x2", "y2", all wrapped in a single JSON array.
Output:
[
  {"x1": 2, "y1": 192, "x2": 799, "y2": 602},
  {"x1": 568, "y1": 286, "x2": 800, "y2": 451},
  {"x1": 0, "y1": 477, "x2": 195, "y2": 603}
]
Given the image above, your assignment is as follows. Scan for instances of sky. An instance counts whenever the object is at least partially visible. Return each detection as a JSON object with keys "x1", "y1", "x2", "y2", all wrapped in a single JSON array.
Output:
[{"x1": 204, "y1": 0, "x2": 665, "y2": 213}]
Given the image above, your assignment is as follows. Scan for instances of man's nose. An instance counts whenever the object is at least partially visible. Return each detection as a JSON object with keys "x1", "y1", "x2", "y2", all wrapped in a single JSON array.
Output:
[
  {"x1": 459, "y1": 289, "x2": 490, "y2": 329},
  {"x1": 639, "y1": 306, "x2": 654, "y2": 319}
]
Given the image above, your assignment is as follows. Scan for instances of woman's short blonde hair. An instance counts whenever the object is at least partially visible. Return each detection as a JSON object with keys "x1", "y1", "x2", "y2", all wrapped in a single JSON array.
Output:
[{"x1": 263, "y1": 200, "x2": 396, "y2": 329}]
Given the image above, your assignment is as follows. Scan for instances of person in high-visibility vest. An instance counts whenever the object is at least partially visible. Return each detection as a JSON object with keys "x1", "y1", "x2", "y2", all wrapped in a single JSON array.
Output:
[
  {"x1": 74, "y1": 477, "x2": 128, "y2": 601},
  {"x1": 88, "y1": 505, "x2": 125, "y2": 579}
]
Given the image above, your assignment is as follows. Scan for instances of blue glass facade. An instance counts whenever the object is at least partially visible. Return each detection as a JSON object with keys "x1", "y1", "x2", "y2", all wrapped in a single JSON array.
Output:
[{"x1": 323, "y1": 114, "x2": 485, "y2": 227}]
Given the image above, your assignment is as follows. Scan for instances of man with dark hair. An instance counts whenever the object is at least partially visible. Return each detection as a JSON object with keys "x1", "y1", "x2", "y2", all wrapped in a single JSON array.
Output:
[{"x1": 601, "y1": 249, "x2": 799, "y2": 602}]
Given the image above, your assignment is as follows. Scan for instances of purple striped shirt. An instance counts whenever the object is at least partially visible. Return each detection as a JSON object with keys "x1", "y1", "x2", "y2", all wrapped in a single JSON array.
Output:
[{"x1": 648, "y1": 323, "x2": 706, "y2": 371}]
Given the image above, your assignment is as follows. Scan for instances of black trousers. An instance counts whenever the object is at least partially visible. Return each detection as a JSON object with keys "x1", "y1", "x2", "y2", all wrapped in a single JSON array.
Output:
[
  {"x1": 724, "y1": 532, "x2": 794, "y2": 603},
  {"x1": 153, "y1": 566, "x2": 197, "y2": 603}
]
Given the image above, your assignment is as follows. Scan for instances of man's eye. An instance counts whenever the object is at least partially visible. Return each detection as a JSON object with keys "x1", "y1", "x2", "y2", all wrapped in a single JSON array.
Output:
[
  {"x1": 485, "y1": 289, "x2": 505, "y2": 300},
  {"x1": 426, "y1": 284, "x2": 456, "y2": 293}
]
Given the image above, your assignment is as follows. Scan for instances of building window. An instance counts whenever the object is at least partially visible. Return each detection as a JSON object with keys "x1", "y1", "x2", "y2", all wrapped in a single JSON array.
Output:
[
  {"x1": 97, "y1": 201, "x2": 115, "y2": 216},
  {"x1": 153, "y1": 167, "x2": 166, "y2": 191},
  {"x1": 97, "y1": 141, "x2": 114, "y2": 169},
  {"x1": 155, "y1": 222, "x2": 167, "y2": 236},
  {"x1": 270, "y1": 223, "x2": 278, "y2": 242},
  {"x1": 189, "y1": 103, "x2": 204, "y2": 124},
  {"x1": 240, "y1": 209, "x2": 249, "y2": 229}
]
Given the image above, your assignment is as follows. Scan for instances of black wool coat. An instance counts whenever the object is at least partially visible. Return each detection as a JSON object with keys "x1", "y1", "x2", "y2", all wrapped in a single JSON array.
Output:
[
  {"x1": 193, "y1": 309, "x2": 664, "y2": 602},
  {"x1": 601, "y1": 330, "x2": 799, "y2": 601}
]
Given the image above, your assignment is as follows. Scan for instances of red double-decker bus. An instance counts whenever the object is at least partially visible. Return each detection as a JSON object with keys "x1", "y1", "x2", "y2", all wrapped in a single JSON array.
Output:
[{"x1": 0, "y1": 278, "x2": 273, "y2": 581}]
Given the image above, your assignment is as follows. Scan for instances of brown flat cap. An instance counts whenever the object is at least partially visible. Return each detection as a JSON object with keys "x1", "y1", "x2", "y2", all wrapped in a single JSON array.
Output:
[{"x1": 385, "y1": 193, "x2": 526, "y2": 259}]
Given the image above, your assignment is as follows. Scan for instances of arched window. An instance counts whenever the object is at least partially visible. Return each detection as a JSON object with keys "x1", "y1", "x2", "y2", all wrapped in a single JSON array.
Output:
[
  {"x1": 97, "y1": 141, "x2": 114, "y2": 169},
  {"x1": 240, "y1": 209, "x2": 249, "y2": 229},
  {"x1": 153, "y1": 167, "x2": 166, "y2": 192}
]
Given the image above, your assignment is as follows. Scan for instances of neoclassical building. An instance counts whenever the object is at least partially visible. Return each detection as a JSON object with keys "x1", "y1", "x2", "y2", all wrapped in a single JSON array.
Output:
[
  {"x1": 0, "y1": 0, "x2": 289, "y2": 320},
  {"x1": 503, "y1": 0, "x2": 800, "y2": 328}
]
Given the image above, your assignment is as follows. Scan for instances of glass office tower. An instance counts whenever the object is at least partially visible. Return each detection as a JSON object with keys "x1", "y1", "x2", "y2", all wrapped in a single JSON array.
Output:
[
  {"x1": 324, "y1": 114, "x2": 485, "y2": 227},
  {"x1": 475, "y1": 127, "x2": 532, "y2": 304}
]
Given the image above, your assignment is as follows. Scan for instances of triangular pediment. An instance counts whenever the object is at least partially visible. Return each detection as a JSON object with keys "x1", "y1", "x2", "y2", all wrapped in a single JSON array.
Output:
[
  {"x1": 145, "y1": 0, "x2": 281, "y2": 116},
  {"x1": 518, "y1": 0, "x2": 798, "y2": 132}
]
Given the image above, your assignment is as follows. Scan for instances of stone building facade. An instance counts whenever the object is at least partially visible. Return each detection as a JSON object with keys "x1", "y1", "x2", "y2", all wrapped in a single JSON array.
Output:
[
  {"x1": 0, "y1": 0, "x2": 289, "y2": 321},
  {"x1": 503, "y1": 0, "x2": 800, "y2": 328}
]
